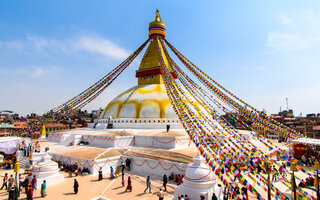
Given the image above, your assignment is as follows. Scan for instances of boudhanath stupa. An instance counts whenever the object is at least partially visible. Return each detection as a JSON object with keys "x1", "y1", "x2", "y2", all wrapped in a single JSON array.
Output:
[
  {"x1": 37, "y1": 9, "x2": 306, "y2": 200},
  {"x1": 46, "y1": 10, "x2": 215, "y2": 178}
]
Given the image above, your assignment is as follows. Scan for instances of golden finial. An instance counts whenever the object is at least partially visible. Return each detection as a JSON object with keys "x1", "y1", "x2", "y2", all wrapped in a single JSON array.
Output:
[
  {"x1": 148, "y1": 9, "x2": 166, "y2": 38},
  {"x1": 154, "y1": 9, "x2": 162, "y2": 22}
]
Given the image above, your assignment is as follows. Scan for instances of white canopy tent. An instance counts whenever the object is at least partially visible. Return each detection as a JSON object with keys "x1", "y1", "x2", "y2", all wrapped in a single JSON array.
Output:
[
  {"x1": 291, "y1": 138, "x2": 320, "y2": 146},
  {"x1": 0, "y1": 137, "x2": 24, "y2": 155}
]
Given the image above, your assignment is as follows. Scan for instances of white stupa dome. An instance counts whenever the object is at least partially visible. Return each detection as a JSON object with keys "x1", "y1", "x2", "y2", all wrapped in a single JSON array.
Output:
[
  {"x1": 183, "y1": 153, "x2": 215, "y2": 188},
  {"x1": 173, "y1": 153, "x2": 216, "y2": 200},
  {"x1": 100, "y1": 84, "x2": 211, "y2": 120},
  {"x1": 31, "y1": 154, "x2": 60, "y2": 178},
  {"x1": 29, "y1": 153, "x2": 65, "y2": 187}
]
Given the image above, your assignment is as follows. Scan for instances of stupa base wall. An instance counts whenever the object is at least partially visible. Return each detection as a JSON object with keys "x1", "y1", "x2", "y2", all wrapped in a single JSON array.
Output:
[
  {"x1": 81, "y1": 135, "x2": 134, "y2": 148},
  {"x1": 35, "y1": 173, "x2": 65, "y2": 188},
  {"x1": 50, "y1": 153, "x2": 121, "y2": 175},
  {"x1": 122, "y1": 156, "x2": 188, "y2": 177},
  {"x1": 173, "y1": 184, "x2": 215, "y2": 200},
  {"x1": 48, "y1": 132, "x2": 134, "y2": 148},
  {"x1": 134, "y1": 136, "x2": 190, "y2": 149},
  {"x1": 94, "y1": 118, "x2": 184, "y2": 130}
]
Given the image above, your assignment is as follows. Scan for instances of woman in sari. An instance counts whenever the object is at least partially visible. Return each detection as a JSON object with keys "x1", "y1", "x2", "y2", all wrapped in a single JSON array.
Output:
[
  {"x1": 41, "y1": 180, "x2": 47, "y2": 197},
  {"x1": 125, "y1": 176, "x2": 132, "y2": 192},
  {"x1": 26, "y1": 183, "x2": 33, "y2": 200}
]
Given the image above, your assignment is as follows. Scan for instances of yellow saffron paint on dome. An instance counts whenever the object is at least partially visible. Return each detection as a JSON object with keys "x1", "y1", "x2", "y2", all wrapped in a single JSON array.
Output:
[{"x1": 100, "y1": 84, "x2": 210, "y2": 120}]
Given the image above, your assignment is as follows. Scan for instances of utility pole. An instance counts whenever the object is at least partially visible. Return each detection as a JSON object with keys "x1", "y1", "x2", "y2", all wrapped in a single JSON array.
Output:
[
  {"x1": 291, "y1": 161, "x2": 297, "y2": 200},
  {"x1": 286, "y1": 97, "x2": 289, "y2": 111},
  {"x1": 315, "y1": 161, "x2": 320, "y2": 200},
  {"x1": 266, "y1": 161, "x2": 271, "y2": 200}
]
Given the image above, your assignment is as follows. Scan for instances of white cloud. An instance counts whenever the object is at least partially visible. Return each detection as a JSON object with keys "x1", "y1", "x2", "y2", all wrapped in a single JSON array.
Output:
[
  {"x1": 75, "y1": 36, "x2": 129, "y2": 60},
  {"x1": 252, "y1": 66, "x2": 266, "y2": 71},
  {"x1": 267, "y1": 32, "x2": 310, "y2": 53},
  {"x1": 1, "y1": 35, "x2": 130, "y2": 60},
  {"x1": 278, "y1": 15, "x2": 293, "y2": 25},
  {"x1": 0, "y1": 66, "x2": 60, "y2": 80},
  {"x1": 30, "y1": 67, "x2": 47, "y2": 79},
  {"x1": 267, "y1": 11, "x2": 320, "y2": 53},
  {"x1": 6, "y1": 41, "x2": 24, "y2": 50}
]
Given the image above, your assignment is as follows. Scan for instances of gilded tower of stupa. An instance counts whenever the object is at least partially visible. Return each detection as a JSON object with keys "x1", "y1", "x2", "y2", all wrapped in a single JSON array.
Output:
[
  {"x1": 100, "y1": 10, "x2": 179, "y2": 120},
  {"x1": 100, "y1": 10, "x2": 208, "y2": 128}
]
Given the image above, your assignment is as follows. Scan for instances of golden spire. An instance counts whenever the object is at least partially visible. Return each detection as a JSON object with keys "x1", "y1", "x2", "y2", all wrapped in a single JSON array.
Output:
[
  {"x1": 154, "y1": 9, "x2": 161, "y2": 21},
  {"x1": 149, "y1": 9, "x2": 166, "y2": 37},
  {"x1": 136, "y1": 10, "x2": 175, "y2": 85}
]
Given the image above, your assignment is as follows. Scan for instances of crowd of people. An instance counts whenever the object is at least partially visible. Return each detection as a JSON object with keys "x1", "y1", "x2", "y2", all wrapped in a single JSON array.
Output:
[
  {"x1": 300, "y1": 148, "x2": 320, "y2": 167},
  {"x1": 57, "y1": 161, "x2": 90, "y2": 176},
  {"x1": 1, "y1": 172, "x2": 47, "y2": 200}
]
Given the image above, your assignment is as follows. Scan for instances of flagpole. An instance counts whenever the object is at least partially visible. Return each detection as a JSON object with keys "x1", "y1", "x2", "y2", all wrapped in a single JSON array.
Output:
[
  {"x1": 290, "y1": 161, "x2": 297, "y2": 200},
  {"x1": 315, "y1": 160, "x2": 320, "y2": 200},
  {"x1": 265, "y1": 161, "x2": 271, "y2": 200}
]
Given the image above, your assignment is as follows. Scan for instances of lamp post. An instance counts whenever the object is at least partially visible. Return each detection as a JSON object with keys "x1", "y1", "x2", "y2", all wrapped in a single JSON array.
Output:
[
  {"x1": 315, "y1": 160, "x2": 320, "y2": 200},
  {"x1": 14, "y1": 160, "x2": 20, "y2": 200},
  {"x1": 265, "y1": 161, "x2": 271, "y2": 200},
  {"x1": 290, "y1": 161, "x2": 297, "y2": 200}
]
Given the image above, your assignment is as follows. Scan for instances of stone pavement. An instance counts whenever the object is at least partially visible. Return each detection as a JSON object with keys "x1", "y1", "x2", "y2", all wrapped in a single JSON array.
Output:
[{"x1": 0, "y1": 169, "x2": 176, "y2": 200}]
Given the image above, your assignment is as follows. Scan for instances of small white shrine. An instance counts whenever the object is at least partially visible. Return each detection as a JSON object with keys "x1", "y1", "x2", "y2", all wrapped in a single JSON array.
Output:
[
  {"x1": 29, "y1": 153, "x2": 64, "y2": 187},
  {"x1": 173, "y1": 153, "x2": 216, "y2": 200}
]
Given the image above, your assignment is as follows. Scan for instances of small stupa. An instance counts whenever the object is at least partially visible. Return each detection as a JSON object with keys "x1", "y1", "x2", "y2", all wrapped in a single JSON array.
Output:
[
  {"x1": 173, "y1": 153, "x2": 216, "y2": 200},
  {"x1": 30, "y1": 152, "x2": 64, "y2": 187}
]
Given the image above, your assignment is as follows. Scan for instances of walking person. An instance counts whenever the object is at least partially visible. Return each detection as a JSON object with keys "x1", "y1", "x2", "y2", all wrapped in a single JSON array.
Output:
[
  {"x1": 212, "y1": 193, "x2": 218, "y2": 200},
  {"x1": 125, "y1": 176, "x2": 132, "y2": 192},
  {"x1": 121, "y1": 173, "x2": 125, "y2": 187},
  {"x1": 8, "y1": 187, "x2": 14, "y2": 200},
  {"x1": 19, "y1": 173, "x2": 22, "y2": 191},
  {"x1": 41, "y1": 180, "x2": 47, "y2": 197},
  {"x1": 120, "y1": 162, "x2": 125, "y2": 174},
  {"x1": 26, "y1": 183, "x2": 33, "y2": 200},
  {"x1": 73, "y1": 179, "x2": 79, "y2": 194},
  {"x1": 110, "y1": 166, "x2": 114, "y2": 179},
  {"x1": 1, "y1": 173, "x2": 8, "y2": 190},
  {"x1": 25, "y1": 179, "x2": 29, "y2": 194},
  {"x1": 144, "y1": 176, "x2": 151, "y2": 193},
  {"x1": 7, "y1": 175, "x2": 14, "y2": 191},
  {"x1": 162, "y1": 174, "x2": 168, "y2": 191},
  {"x1": 272, "y1": 167, "x2": 278, "y2": 182},
  {"x1": 98, "y1": 167, "x2": 103, "y2": 181},
  {"x1": 32, "y1": 175, "x2": 37, "y2": 190},
  {"x1": 157, "y1": 188, "x2": 164, "y2": 200},
  {"x1": 125, "y1": 158, "x2": 131, "y2": 171}
]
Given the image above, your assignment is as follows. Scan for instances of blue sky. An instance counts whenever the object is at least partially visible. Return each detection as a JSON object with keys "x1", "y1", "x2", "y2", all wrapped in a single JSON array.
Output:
[{"x1": 1, "y1": 0, "x2": 320, "y2": 116}]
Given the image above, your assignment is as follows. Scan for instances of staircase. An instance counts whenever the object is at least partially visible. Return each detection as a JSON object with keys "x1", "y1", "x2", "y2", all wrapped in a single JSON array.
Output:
[{"x1": 18, "y1": 156, "x2": 30, "y2": 169}]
